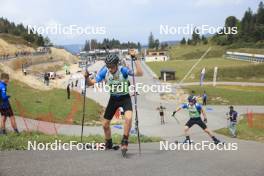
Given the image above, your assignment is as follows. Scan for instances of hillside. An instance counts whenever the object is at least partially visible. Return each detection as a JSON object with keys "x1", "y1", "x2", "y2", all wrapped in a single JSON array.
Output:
[
  {"x1": 0, "y1": 33, "x2": 78, "y2": 65},
  {"x1": 168, "y1": 44, "x2": 264, "y2": 60},
  {"x1": 0, "y1": 17, "x2": 46, "y2": 47},
  {"x1": 50, "y1": 47, "x2": 78, "y2": 64},
  {"x1": 147, "y1": 44, "x2": 264, "y2": 83},
  {"x1": 0, "y1": 35, "x2": 35, "y2": 55},
  {"x1": 0, "y1": 34, "x2": 79, "y2": 90}
]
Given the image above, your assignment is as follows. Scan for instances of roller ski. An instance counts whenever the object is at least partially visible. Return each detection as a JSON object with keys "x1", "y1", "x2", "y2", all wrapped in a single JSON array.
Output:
[
  {"x1": 121, "y1": 137, "x2": 129, "y2": 158},
  {"x1": 212, "y1": 137, "x2": 225, "y2": 145},
  {"x1": 175, "y1": 139, "x2": 194, "y2": 144}
]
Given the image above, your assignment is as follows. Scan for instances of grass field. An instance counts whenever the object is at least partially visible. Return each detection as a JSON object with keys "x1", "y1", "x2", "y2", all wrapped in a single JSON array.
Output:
[
  {"x1": 168, "y1": 44, "x2": 225, "y2": 60},
  {"x1": 215, "y1": 114, "x2": 264, "y2": 142},
  {"x1": 8, "y1": 81, "x2": 104, "y2": 125},
  {"x1": 147, "y1": 57, "x2": 262, "y2": 82},
  {"x1": 168, "y1": 44, "x2": 264, "y2": 60},
  {"x1": 205, "y1": 63, "x2": 264, "y2": 82},
  {"x1": 147, "y1": 43, "x2": 264, "y2": 82},
  {"x1": 183, "y1": 85, "x2": 264, "y2": 105},
  {"x1": 0, "y1": 131, "x2": 162, "y2": 150}
]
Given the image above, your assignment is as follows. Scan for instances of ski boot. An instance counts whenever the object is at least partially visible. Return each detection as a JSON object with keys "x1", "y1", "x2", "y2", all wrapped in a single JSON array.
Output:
[
  {"x1": 105, "y1": 139, "x2": 113, "y2": 150},
  {"x1": 212, "y1": 136, "x2": 224, "y2": 145},
  {"x1": 104, "y1": 139, "x2": 120, "y2": 151}
]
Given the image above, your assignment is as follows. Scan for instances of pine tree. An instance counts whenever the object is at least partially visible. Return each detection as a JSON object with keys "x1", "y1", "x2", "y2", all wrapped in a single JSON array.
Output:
[
  {"x1": 241, "y1": 8, "x2": 255, "y2": 41},
  {"x1": 137, "y1": 42, "x2": 141, "y2": 52},
  {"x1": 257, "y1": 1, "x2": 264, "y2": 24},
  {"x1": 148, "y1": 32, "x2": 155, "y2": 49},
  {"x1": 180, "y1": 37, "x2": 186, "y2": 45},
  {"x1": 255, "y1": 1, "x2": 264, "y2": 41},
  {"x1": 187, "y1": 39, "x2": 192, "y2": 45},
  {"x1": 83, "y1": 40, "x2": 90, "y2": 51},
  {"x1": 154, "y1": 39, "x2": 159, "y2": 50},
  {"x1": 225, "y1": 16, "x2": 238, "y2": 43},
  {"x1": 36, "y1": 34, "x2": 44, "y2": 46},
  {"x1": 201, "y1": 35, "x2": 208, "y2": 44},
  {"x1": 191, "y1": 28, "x2": 201, "y2": 45}
]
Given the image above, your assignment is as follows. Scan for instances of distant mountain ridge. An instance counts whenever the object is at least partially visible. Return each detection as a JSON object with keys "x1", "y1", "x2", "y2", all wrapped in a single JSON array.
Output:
[
  {"x1": 61, "y1": 44, "x2": 83, "y2": 55},
  {"x1": 141, "y1": 40, "x2": 180, "y2": 48},
  {"x1": 61, "y1": 40, "x2": 180, "y2": 53}
]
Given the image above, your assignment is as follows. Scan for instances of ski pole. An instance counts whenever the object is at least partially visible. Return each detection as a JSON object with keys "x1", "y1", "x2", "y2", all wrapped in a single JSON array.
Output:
[
  {"x1": 130, "y1": 52, "x2": 141, "y2": 155},
  {"x1": 226, "y1": 113, "x2": 229, "y2": 129},
  {"x1": 171, "y1": 115, "x2": 180, "y2": 124},
  {"x1": 81, "y1": 60, "x2": 88, "y2": 143}
]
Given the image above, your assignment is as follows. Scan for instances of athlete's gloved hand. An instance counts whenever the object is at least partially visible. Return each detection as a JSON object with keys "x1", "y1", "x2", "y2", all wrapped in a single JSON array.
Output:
[
  {"x1": 129, "y1": 50, "x2": 137, "y2": 61},
  {"x1": 131, "y1": 55, "x2": 137, "y2": 61},
  {"x1": 204, "y1": 118, "x2": 207, "y2": 123},
  {"x1": 172, "y1": 111, "x2": 176, "y2": 117},
  {"x1": 84, "y1": 70, "x2": 89, "y2": 78}
]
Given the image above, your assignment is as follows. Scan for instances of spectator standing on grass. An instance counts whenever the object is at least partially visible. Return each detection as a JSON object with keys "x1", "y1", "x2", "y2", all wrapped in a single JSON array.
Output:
[
  {"x1": 200, "y1": 67, "x2": 206, "y2": 86},
  {"x1": 23, "y1": 68, "x2": 27, "y2": 76},
  {"x1": 226, "y1": 106, "x2": 238, "y2": 138},
  {"x1": 0, "y1": 73, "x2": 19, "y2": 135},
  {"x1": 67, "y1": 84, "x2": 71, "y2": 99},
  {"x1": 44, "y1": 73, "x2": 49, "y2": 86},
  {"x1": 202, "y1": 91, "x2": 207, "y2": 105}
]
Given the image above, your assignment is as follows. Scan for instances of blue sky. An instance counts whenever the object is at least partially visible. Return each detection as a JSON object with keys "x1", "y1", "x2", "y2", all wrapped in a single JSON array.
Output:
[{"x1": 0, "y1": 0, "x2": 261, "y2": 45}]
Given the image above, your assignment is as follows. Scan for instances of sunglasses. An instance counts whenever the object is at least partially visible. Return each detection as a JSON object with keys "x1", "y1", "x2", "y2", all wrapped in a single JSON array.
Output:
[{"x1": 106, "y1": 64, "x2": 116, "y2": 69}]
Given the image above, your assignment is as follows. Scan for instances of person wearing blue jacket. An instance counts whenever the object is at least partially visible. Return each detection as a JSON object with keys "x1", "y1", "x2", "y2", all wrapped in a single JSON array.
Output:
[{"x1": 0, "y1": 73, "x2": 19, "y2": 134}]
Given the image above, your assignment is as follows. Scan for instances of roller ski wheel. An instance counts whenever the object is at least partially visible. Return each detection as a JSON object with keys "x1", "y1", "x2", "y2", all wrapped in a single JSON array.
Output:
[
  {"x1": 121, "y1": 138, "x2": 129, "y2": 158},
  {"x1": 112, "y1": 145, "x2": 120, "y2": 150},
  {"x1": 174, "y1": 139, "x2": 194, "y2": 144},
  {"x1": 214, "y1": 140, "x2": 225, "y2": 145}
]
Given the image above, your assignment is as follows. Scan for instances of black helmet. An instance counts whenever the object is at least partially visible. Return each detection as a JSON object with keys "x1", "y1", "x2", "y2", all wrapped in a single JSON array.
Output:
[
  {"x1": 188, "y1": 96, "x2": 197, "y2": 103},
  {"x1": 105, "y1": 54, "x2": 119, "y2": 66}
]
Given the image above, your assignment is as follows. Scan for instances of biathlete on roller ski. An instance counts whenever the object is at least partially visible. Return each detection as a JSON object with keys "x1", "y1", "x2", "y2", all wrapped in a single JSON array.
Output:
[
  {"x1": 85, "y1": 50, "x2": 143, "y2": 155},
  {"x1": 172, "y1": 97, "x2": 222, "y2": 144}
]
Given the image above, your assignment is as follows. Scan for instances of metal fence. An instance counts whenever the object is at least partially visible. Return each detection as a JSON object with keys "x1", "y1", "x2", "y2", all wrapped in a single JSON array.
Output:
[{"x1": 225, "y1": 51, "x2": 264, "y2": 63}]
